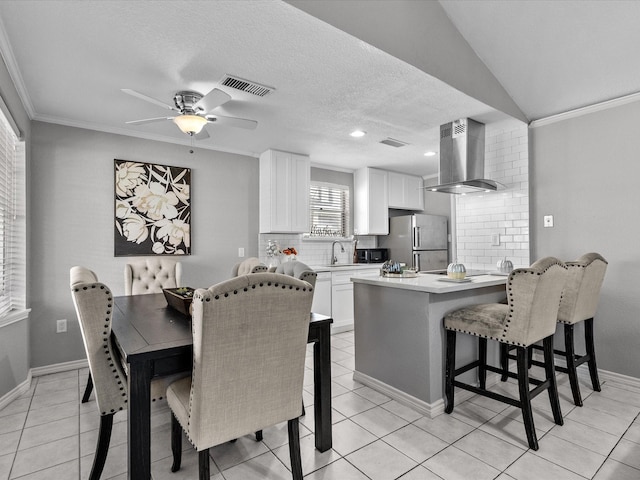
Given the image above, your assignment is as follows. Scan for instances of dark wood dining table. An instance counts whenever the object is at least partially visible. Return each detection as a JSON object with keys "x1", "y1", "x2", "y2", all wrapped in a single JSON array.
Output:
[{"x1": 111, "y1": 293, "x2": 333, "y2": 480}]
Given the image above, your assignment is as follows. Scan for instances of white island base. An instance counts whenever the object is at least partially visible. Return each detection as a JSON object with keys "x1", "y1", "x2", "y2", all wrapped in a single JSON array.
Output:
[{"x1": 352, "y1": 274, "x2": 507, "y2": 418}]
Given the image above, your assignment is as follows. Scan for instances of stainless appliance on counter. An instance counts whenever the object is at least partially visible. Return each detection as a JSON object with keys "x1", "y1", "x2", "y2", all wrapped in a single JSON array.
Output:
[
  {"x1": 378, "y1": 214, "x2": 448, "y2": 271},
  {"x1": 355, "y1": 248, "x2": 389, "y2": 264}
]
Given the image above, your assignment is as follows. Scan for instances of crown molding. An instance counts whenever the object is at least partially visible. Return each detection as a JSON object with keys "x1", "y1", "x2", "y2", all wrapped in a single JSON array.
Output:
[
  {"x1": 0, "y1": 15, "x2": 34, "y2": 119},
  {"x1": 530, "y1": 91, "x2": 640, "y2": 128}
]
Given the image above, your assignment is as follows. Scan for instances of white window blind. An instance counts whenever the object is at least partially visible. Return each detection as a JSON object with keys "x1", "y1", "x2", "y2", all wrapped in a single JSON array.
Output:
[
  {"x1": 309, "y1": 182, "x2": 350, "y2": 237},
  {"x1": 0, "y1": 105, "x2": 23, "y2": 317}
]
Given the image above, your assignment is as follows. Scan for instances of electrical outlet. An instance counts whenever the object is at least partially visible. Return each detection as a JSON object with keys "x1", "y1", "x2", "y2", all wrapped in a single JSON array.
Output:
[
  {"x1": 238, "y1": 247, "x2": 245, "y2": 257},
  {"x1": 56, "y1": 319, "x2": 67, "y2": 333},
  {"x1": 543, "y1": 215, "x2": 554, "y2": 228},
  {"x1": 491, "y1": 233, "x2": 500, "y2": 246}
]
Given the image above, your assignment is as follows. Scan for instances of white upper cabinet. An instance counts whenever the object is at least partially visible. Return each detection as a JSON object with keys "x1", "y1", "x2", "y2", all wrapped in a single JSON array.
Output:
[
  {"x1": 388, "y1": 171, "x2": 424, "y2": 210},
  {"x1": 354, "y1": 167, "x2": 388, "y2": 235},
  {"x1": 259, "y1": 149, "x2": 310, "y2": 233}
]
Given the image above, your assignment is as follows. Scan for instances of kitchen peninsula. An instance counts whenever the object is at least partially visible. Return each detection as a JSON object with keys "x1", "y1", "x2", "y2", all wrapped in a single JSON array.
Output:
[{"x1": 351, "y1": 273, "x2": 508, "y2": 417}]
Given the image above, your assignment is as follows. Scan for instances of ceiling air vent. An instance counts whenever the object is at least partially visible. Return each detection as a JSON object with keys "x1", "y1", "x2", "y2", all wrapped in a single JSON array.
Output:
[
  {"x1": 220, "y1": 75, "x2": 274, "y2": 97},
  {"x1": 379, "y1": 137, "x2": 409, "y2": 148}
]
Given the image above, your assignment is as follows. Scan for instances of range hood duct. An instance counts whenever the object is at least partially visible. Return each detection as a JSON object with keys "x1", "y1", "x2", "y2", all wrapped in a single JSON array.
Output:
[{"x1": 428, "y1": 118, "x2": 498, "y2": 194}]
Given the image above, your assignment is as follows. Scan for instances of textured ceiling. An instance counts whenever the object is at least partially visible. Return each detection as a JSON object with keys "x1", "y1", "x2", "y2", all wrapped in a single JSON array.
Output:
[
  {"x1": 0, "y1": 0, "x2": 514, "y2": 177},
  {"x1": 2, "y1": 1, "x2": 636, "y2": 176},
  {"x1": 440, "y1": 0, "x2": 640, "y2": 121}
]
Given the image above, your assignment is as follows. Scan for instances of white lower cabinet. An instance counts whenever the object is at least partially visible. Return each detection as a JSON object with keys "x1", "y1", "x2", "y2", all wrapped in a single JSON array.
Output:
[
  {"x1": 311, "y1": 272, "x2": 332, "y2": 317},
  {"x1": 330, "y1": 268, "x2": 380, "y2": 333}
]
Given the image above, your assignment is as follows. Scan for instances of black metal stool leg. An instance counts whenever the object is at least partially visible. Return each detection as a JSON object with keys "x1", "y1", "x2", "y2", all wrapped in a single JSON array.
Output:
[
  {"x1": 198, "y1": 449, "x2": 210, "y2": 480},
  {"x1": 500, "y1": 343, "x2": 509, "y2": 381},
  {"x1": 584, "y1": 318, "x2": 601, "y2": 392},
  {"x1": 478, "y1": 337, "x2": 487, "y2": 390},
  {"x1": 543, "y1": 336, "x2": 563, "y2": 425},
  {"x1": 564, "y1": 323, "x2": 583, "y2": 406},
  {"x1": 445, "y1": 330, "x2": 456, "y2": 414},
  {"x1": 516, "y1": 346, "x2": 538, "y2": 450}
]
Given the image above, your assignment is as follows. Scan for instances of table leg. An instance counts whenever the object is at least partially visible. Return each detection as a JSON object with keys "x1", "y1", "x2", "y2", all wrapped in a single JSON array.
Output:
[
  {"x1": 127, "y1": 359, "x2": 152, "y2": 480},
  {"x1": 313, "y1": 324, "x2": 332, "y2": 452}
]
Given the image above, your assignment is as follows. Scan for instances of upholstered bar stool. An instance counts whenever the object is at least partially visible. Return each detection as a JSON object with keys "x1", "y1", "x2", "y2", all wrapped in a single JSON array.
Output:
[
  {"x1": 502, "y1": 253, "x2": 607, "y2": 406},
  {"x1": 444, "y1": 257, "x2": 568, "y2": 451}
]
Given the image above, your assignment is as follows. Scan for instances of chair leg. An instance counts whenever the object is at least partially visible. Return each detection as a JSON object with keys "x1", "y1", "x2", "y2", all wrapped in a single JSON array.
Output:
[
  {"x1": 516, "y1": 346, "x2": 538, "y2": 451},
  {"x1": 171, "y1": 412, "x2": 182, "y2": 472},
  {"x1": 543, "y1": 336, "x2": 563, "y2": 426},
  {"x1": 82, "y1": 373, "x2": 93, "y2": 403},
  {"x1": 444, "y1": 330, "x2": 456, "y2": 414},
  {"x1": 198, "y1": 449, "x2": 210, "y2": 480},
  {"x1": 478, "y1": 337, "x2": 487, "y2": 389},
  {"x1": 500, "y1": 343, "x2": 509, "y2": 381},
  {"x1": 527, "y1": 345, "x2": 534, "y2": 369},
  {"x1": 89, "y1": 414, "x2": 113, "y2": 480},
  {"x1": 255, "y1": 430, "x2": 263, "y2": 441},
  {"x1": 288, "y1": 419, "x2": 303, "y2": 480},
  {"x1": 585, "y1": 318, "x2": 601, "y2": 392},
  {"x1": 564, "y1": 323, "x2": 583, "y2": 406}
]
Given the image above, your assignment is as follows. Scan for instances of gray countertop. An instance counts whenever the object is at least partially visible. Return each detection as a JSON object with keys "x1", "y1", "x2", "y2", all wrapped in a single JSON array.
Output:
[{"x1": 350, "y1": 272, "x2": 508, "y2": 294}]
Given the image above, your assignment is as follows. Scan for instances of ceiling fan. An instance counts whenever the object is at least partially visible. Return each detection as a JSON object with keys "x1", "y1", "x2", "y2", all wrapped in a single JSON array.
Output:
[{"x1": 122, "y1": 87, "x2": 258, "y2": 139}]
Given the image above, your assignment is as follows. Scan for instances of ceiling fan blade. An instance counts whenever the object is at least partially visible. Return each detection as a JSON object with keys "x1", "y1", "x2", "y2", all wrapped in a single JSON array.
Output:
[
  {"x1": 195, "y1": 128, "x2": 210, "y2": 140},
  {"x1": 207, "y1": 114, "x2": 258, "y2": 130},
  {"x1": 195, "y1": 88, "x2": 231, "y2": 113},
  {"x1": 121, "y1": 89, "x2": 178, "y2": 111},
  {"x1": 125, "y1": 116, "x2": 174, "y2": 125}
]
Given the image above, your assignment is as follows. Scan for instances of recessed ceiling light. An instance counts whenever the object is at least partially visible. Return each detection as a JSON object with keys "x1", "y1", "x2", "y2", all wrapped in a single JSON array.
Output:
[
  {"x1": 431, "y1": 188, "x2": 437, "y2": 192},
  {"x1": 350, "y1": 130, "x2": 366, "y2": 138},
  {"x1": 424, "y1": 151, "x2": 436, "y2": 157}
]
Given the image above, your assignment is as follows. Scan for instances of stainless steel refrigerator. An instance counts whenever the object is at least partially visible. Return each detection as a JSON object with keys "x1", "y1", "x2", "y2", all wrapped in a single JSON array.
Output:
[{"x1": 378, "y1": 214, "x2": 448, "y2": 271}]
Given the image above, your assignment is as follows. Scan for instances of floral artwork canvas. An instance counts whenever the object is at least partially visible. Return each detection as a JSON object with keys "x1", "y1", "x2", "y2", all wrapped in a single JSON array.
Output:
[{"x1": 114, "y1": 159, "x2": 191, "y2": 256}]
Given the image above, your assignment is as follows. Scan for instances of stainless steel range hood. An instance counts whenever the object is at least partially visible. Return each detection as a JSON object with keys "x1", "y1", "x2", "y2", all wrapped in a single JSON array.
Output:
[{"x1": 428, "y1": 118, "x2": 498, "y2": 194}]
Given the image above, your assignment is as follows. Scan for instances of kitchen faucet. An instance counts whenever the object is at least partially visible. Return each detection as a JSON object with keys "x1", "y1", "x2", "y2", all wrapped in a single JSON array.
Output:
[{"x1": 331, "y1": 241, "x2": 345, "y2": 265}]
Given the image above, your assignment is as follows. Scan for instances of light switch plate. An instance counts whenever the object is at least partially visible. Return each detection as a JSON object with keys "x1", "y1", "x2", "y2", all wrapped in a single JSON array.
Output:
[
  {"x1": 238, "y1": 247, "x2": 245, "y2": 257},
  {"x1": 491, "y1": 233, "x2": 500, "y2": 246},
  {"x1": 543, "y1": 215, "x2": 554, "y2": 228}
]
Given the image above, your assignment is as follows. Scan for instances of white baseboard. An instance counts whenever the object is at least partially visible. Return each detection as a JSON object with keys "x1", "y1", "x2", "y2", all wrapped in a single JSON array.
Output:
[
  {"x1": 331, "y1": 322, "x2": 353, "y2": 335},
  {"x1": 0, "y1": 371, "x2": 31, "y2": 411},
  {"x1": 30, "y1": 358, "x2": 88, "y2": 377}
]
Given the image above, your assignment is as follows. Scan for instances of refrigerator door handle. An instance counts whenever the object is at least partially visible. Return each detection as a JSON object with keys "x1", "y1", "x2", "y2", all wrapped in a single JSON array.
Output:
[
  {"x1": 413, "y1": 227, "x2": 420, "y2": 249},
  {"x1": 413, "y1": 253, "x2": 420, "y2": 271}
]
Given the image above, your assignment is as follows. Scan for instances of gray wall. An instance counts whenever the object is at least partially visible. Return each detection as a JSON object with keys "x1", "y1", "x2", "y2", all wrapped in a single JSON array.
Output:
[
  {"x1": 0, "y1": 53, "x2": 31, "y2": 398},
  {"x1": 30, "y1": 122, "x2": 259, "y2": 367},
  {"x1": 530, "y1": 99, "x2": 640, "y2": 378}
]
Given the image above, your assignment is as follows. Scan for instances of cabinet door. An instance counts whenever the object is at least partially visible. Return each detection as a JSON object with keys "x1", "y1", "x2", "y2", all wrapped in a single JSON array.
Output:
[
  {"x1": 331, "y1": 283, "x2": 354, "y2": 326},
  {"x1": 405, "y1": 174, "x2": 424, "y2": 210},
  {"x1": 290, "y1": 153, "x2": 310, "y2": 233},
  {"x1": 270, "y1": 150, "x2": 293, "y2": 232},
  {"x1": 368, "y1": 169, "x2": 389, "y2": 234},
  {"x1": 388, "y1": 171, "x2": 405, "y2": 208},
  {"x1": 311, "y1": 273, "x2": 332, "y2": 316}
]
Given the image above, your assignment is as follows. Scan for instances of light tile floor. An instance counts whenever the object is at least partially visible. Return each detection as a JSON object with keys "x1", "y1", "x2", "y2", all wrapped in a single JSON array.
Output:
[{"x1": 1, "y1": 330, "x2": 640, "y2": 479}]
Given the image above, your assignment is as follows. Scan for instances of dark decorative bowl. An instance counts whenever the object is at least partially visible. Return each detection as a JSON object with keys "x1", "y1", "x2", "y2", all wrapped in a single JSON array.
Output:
[{"x1": 163, "y1": 287, "x2": 194, "y2": 316}]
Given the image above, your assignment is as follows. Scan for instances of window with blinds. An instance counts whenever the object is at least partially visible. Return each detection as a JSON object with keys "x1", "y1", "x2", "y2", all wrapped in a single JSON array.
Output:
[
  {"x1": 308, "y1": 182, "x2": 350, "y2": 237},
  {"x1": 0, "y1": 102, "x2": 24, "y2": 318}
]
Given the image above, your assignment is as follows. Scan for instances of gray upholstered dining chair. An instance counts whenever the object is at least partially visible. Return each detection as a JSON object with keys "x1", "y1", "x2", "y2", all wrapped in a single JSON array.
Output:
[
  {"x1": 443, "y1": 257, "x2": 568, "y2": 451},
  {"x1": 70, "y1": 266, "x2": 170, "y2": 480},
  {"x1": 273, "y1": 260, "x2": 317, "y2": 290},
  {"x1": 166, "y1": 272, "x2": 314, "y2": 480},
  {"x1": 124, "y1": 257, "x2": 182, "y2": 295},
  {"x1": 230, "y1": 257, "x2": 268, "y2": 276},
  {"x1": 81, "y1": 257, "x2": 183, "y2": 404},
  {"x1": 502, "y1": 252, "x2": 608, "y2": 407}
]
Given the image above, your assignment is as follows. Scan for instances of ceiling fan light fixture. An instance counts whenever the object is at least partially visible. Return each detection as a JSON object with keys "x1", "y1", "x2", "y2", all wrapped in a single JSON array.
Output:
[{"x1": 173, "y1": 114, "x2": 207, "y2": 135}]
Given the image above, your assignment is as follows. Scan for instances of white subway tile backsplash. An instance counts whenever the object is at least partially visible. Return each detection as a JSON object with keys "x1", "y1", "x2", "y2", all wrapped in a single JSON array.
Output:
[{"x1": 455, "y1": 123, "x2": 529, "y2": 271}]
